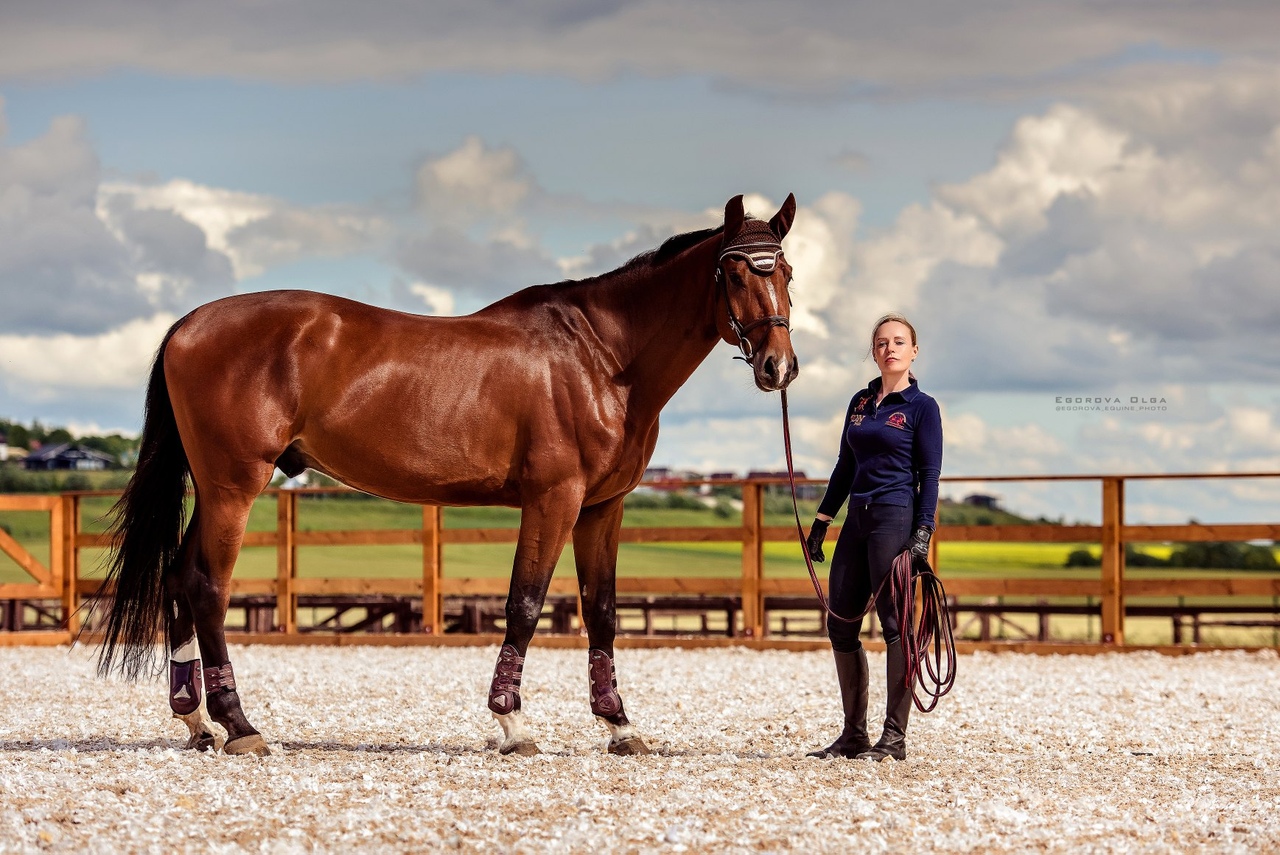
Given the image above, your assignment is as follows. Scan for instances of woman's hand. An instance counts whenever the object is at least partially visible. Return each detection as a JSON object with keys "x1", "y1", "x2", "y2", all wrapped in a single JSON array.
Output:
[
  {"x1": 806, "y1": 519, "x2": 830, "y2": 562},
  {"x1": 906, "y1": 526, "x2": 932, "y2": 559}
]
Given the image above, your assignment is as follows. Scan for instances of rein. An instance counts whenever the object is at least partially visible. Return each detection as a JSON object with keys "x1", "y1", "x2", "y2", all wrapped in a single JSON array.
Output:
[{"x1": 778, "y1": 390, "x2": 957, "y2": 712}]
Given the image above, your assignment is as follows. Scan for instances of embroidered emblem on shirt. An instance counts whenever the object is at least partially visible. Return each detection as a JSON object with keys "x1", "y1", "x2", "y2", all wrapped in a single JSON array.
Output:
[
  {"x1": 854, "y1": 397, "x2": 867, "y2": 412},
  {"x1": 849, "y1": 414, "x2": 864, "y2": 426},
  {"x1": 886, "y1": 412, "x2": 908, "y2": 430}
]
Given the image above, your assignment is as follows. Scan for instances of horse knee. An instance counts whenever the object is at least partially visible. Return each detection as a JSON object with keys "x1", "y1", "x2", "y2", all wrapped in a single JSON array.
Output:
[
  {"x1": 505, "y1": 594, "x2": 544, "y2": 636},
  {"x1": 584, "y1": 594, "x2": 615, "y2": 624}
]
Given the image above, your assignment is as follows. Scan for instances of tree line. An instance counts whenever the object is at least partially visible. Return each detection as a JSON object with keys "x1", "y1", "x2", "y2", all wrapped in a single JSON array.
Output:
[
  {"x1": 1066, "y1": 542, "x2": 1277, "y2": 571},
  {"x1": 1, "y1": 418, "x2": 140, "y2": 467}
]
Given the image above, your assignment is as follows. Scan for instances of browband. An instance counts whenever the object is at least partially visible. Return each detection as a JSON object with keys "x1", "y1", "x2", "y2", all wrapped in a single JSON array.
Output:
[{"x1": 719, "y1": 244, "x2": 784, "y2": 273}]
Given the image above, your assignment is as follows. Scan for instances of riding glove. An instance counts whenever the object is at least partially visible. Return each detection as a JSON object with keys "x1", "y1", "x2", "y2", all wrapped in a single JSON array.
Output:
[
  {"x1": 806, "y1": 519, "x2": 830, "y2": 562},
  {"x1": 906, "y1": 526, "x2": 932, "y2": 559}
]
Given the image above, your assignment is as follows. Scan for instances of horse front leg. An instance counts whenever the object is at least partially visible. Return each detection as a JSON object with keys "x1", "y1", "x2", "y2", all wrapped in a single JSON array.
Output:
[
  {"x1": 488, "y1": 485, "x2": 582, "y2": 756},
  {"x1": 574, "y1": 496, "x2": 649, "y2": 755}
]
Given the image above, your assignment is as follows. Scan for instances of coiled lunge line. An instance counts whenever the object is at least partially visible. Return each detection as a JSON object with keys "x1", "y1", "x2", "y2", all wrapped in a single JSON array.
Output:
[
  {"x1": 887, "y1": 549, "x2": 957, "y2": 712},
  {"x1": 780, "y1": 390, "x2": 957, "y2": 712}
]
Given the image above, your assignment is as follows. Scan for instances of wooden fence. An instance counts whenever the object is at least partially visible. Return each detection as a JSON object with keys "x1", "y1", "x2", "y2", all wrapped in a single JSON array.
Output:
[{"x1": 3, "y1": 472, "x2": 1279, "y2": 647}]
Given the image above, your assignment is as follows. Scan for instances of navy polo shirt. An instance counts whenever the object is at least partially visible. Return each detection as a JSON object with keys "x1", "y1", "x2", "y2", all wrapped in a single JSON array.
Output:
[{"x1": 817, "y1": 376, "x2": 943, "y2": 530}]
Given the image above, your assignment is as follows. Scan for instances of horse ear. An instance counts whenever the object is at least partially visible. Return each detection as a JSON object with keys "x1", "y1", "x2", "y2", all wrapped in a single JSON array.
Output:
[
  {"x1": 769, "y1": 193, "x2": 797, "y2": 240},
  {"x1": 723, "y1": 195, "x2": 745, "y2": 238}
]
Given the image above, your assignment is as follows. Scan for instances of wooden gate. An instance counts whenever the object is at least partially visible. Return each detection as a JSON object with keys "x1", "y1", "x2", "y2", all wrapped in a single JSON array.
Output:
[{"x1": 0, "y1": 495, "x2": 73, "y2": 644}]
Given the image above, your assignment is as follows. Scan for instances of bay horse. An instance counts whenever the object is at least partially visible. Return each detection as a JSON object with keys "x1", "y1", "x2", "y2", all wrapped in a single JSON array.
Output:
[{"x1": 97, "y1": 194, "x2": 799, "y2": 757}]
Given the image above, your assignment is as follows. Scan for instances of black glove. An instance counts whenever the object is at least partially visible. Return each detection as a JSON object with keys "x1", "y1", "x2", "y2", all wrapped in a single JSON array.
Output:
[
  {"x1": 906, "y1": 525, "x2": 932, "y2": 559},
  {"x1": 806, "y1": 519, "x2": 830, "y2": 563}
]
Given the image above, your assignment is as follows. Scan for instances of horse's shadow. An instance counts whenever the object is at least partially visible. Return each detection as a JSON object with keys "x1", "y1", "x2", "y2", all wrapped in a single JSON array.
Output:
[
  {"x1": 0, "y1": 738, "x2": 177, "y2": 753},
  {"x1": 0, "y1": 737, "x2": 510, "y2": 757},
  {"x1": 0, "y1": 738, "x2": 801, "y2": 760}
]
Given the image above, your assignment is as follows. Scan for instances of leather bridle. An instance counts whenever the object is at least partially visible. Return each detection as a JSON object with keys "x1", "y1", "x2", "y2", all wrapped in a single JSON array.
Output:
[{"x1": 716, "y1": 245, "x2": 791, "y2": 360}]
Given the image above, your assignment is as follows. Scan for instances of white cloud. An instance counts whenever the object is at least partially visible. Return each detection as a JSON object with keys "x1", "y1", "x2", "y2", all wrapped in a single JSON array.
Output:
[
  {"x1": 100, "y1": 179, "x2": 388, "y2": 281},
  {"x1": 416, "y1": 136, "x2": 533, "y2": 226},
  {"x1": 3, "y1": 2, "x2": 1280, "y2": 98},
  {"x1": 0, "y1": 313, "x2": 175, "y2": 391},
  {"x1": 406, "y1": 282, "x2": 456, "y2": 316},
  {"x1": 805, "y1": 88, "x2": 1280, "y2": 393},
  {"x1": 0, "y1": 109, "x2": 150, "y2": 334}
]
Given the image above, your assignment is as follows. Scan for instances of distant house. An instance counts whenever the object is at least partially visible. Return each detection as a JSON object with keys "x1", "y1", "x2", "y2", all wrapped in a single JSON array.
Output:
[
  {"x1": 22, "y1": 443, "x2": 115, "y2": 472},
  {"x1": 963, "y1": 493, "x2": 1002, "y2": 511}
]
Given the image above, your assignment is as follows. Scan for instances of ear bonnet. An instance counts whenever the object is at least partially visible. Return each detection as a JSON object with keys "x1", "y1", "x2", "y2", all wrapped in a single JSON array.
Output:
[{"x1": 719, "y1": 219, "x2": 784, "y2": 273}]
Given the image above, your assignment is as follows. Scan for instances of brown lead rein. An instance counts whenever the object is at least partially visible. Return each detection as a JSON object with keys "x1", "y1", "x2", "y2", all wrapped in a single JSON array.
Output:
[{"x1": 779, "y1": 390, "x2": 957, "y2": 710}]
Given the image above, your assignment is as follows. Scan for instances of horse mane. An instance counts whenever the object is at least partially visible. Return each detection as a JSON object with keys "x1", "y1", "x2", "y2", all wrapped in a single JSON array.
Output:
[
  {"x1": 651, "y1": 225, "x2": 724, "y2": 266},
  {"x1": 498, "y1": 223, "x2": 730, "y2": 303}
]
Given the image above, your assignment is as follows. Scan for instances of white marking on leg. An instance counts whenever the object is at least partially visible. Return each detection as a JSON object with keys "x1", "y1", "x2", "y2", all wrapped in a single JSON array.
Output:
[
  {"x1": 172, "y1": 636, "x2": 199, "y2": 662},
  {"x1": 493, "y1": 710, "x2": 534, "y2": 752},
  {"x1": 598, "y1": 716, "x2": 639, "y2": 746},
  {"x1": 174, "y1": 708, "x2": 221, "y2": 750}
]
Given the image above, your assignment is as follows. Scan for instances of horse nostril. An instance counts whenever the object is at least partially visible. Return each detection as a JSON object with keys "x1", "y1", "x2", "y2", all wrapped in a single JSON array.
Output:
[{"x1": 763, "y1": 356, "x2": 777, "y2": 379}]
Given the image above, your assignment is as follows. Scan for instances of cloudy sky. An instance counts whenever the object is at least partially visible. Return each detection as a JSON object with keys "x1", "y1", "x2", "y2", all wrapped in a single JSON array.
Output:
[{"x1": 2, "y1": 1, "x2": 1278, "y2": 524}]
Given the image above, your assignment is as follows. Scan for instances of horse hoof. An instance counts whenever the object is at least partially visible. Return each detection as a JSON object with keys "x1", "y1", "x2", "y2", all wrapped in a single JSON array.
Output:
[
  {"x1": 608, "y1": 736, "x2": 651, "y2": 756},
  {"x1": 223, "y1": 734, "x2": 271, "y2": 757},
  {"x1": 499, "y1": 740, "x2": 540, "y2": 757},
  {"x1": 185, "y1": 731, "x2": 217, "y2": 752}
]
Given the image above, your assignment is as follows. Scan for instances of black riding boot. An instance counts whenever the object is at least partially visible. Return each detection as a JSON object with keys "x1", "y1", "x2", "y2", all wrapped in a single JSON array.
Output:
[
  {"x1": 858, "y1": 639, "x2": 912, "y2": 761},
  {"x1": 806, "y1": 647, "x2": 870, "y2": 759}
]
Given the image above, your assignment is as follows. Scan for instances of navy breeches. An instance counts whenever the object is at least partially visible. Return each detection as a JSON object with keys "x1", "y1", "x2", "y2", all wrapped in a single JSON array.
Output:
[{"x1": 826, "y1": 503, "x2": 913, "y2": 651}]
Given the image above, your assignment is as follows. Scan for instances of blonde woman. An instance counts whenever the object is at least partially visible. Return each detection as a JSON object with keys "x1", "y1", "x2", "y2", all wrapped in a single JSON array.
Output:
[{"x1": 806, "y1": 314, "x2": 942, "y2": 761}]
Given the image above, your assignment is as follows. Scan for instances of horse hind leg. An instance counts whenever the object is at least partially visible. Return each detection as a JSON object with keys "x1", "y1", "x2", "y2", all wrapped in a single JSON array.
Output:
[
  {"x1": 163, "y1": 526, "x2": 219, "y2": 751},
  {"x1": 184, "y1": 478, "x2": 273, "y2": 757}
]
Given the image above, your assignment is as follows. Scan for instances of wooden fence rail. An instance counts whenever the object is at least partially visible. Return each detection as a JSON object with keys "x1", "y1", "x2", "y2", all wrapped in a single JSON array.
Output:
[{"x1": 3, "y1": 472, "x2": 1279, "y2": 647}]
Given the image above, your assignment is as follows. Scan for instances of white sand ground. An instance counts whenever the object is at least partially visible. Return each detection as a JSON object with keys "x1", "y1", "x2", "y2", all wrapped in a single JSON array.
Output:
[{"x1": 0, "y1": 644, "x2": 1277, "y2": 853}]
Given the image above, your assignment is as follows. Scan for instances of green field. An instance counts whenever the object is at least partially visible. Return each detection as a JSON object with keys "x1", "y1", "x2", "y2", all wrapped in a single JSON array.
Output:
[{"x1": 3, "y1": 494, "x2": 1278, "y2": 582}]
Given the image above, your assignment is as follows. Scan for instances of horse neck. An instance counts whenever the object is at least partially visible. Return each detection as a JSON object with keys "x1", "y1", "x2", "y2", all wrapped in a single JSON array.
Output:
[{"x1": 584, "y1": 240, "x2": 723, "y2": 416}]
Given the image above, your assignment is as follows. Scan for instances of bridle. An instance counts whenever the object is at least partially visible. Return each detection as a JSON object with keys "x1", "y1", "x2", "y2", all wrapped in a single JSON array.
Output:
[{"x1": 716, "y1": 243, "x2": 791, "y2": 360}]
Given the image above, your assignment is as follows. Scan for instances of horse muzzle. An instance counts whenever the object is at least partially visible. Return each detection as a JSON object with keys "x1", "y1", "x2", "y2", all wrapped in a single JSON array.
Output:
[{"x1": 753, "y1": 344, "x2": 798, "y2": 392}]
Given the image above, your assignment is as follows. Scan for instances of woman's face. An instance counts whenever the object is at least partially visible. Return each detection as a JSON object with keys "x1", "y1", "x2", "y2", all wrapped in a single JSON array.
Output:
[{"x1": 873, "y1": 321, "x2": 918, "y2": 375}]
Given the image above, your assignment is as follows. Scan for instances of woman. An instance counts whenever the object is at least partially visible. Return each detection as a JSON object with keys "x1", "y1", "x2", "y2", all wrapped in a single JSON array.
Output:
[{"x1": 805, "y1": 313, "x2": 942, "y2": 761}]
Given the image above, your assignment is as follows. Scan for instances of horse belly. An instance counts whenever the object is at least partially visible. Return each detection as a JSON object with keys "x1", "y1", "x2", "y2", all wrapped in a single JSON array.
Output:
[{"x1": 291, "y1": 419, "x2": 522, "y2": 507}]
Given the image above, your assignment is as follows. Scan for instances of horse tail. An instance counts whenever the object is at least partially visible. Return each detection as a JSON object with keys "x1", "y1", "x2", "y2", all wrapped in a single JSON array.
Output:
[{"x1": 96, "y1": 317, "x2": 192, "y2": 680}]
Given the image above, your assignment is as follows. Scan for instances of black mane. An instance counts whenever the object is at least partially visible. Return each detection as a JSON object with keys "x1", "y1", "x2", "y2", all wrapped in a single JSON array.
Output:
[{"x1": 651, "y1": 226, "x2": 724, "y2": 266}]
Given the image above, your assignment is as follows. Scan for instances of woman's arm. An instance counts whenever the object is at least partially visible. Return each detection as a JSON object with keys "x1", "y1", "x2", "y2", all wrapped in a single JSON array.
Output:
[
  {"x1": 816, "y1": 396, "x2": 860, "y2": 520},
  {"x1": 912, "y1": 397, "x2": 943, "y2": 530}
]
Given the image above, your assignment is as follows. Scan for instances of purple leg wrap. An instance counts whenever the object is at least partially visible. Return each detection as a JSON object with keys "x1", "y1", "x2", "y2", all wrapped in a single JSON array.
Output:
[
  {"x1": 169, "y1": 659, "x2": 203, "y2": 715},
  {"x1": 204, "y1": 662, "x2": 236, "y2": 694},
  {"x1": 488, "y1": 644, "x2": 524, "y2": 715},
  {"x1": 588, "y1": 649, "x2": 624, "y2": 718}
]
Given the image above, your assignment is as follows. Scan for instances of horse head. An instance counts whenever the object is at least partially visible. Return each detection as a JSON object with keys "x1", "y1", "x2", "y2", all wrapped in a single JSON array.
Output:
[{"x1": 716, "y1": 193, "x2": 800, "y2": 392}]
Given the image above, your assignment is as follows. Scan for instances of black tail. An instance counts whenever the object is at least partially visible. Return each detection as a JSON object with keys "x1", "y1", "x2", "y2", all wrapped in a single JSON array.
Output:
[{"x1": 97, "y1": 319, "x2": 192, "y2": 680}]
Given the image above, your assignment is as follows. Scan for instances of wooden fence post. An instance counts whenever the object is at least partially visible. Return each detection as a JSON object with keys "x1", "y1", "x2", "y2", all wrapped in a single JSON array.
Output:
[
  {"x1": 61, "y1": 495, "x2": 80, "y2": 634},
  {"x1": 741, "y1": 481, "x2": 765, "y2": 637},
  {"x1": 1100, "y1": 476, "x2": 1125, "y2": 644},
  {"x1": 276, "y1": 491, "x2": 297, "y2": 634},
  {"x1": 422, "y1": 505, "x2": 443, "y2": 634}
]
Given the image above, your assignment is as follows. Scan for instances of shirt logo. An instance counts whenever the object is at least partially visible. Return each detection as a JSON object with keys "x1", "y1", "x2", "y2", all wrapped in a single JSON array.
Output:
[
  {"x1": 849, "y1": 414, "x2": 864, "y2": 426},
  {"x1": 854, "y1": 397, "x2": 867, "y2": 412},
  {"x1": 886, "y1": 412, "x2": 908, "y2": 430}
]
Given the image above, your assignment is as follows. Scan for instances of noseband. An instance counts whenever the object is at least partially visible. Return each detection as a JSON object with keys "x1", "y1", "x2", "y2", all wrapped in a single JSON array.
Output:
[{"x1": 716, "y1": 243, "x2": 791, "y2": 360}]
